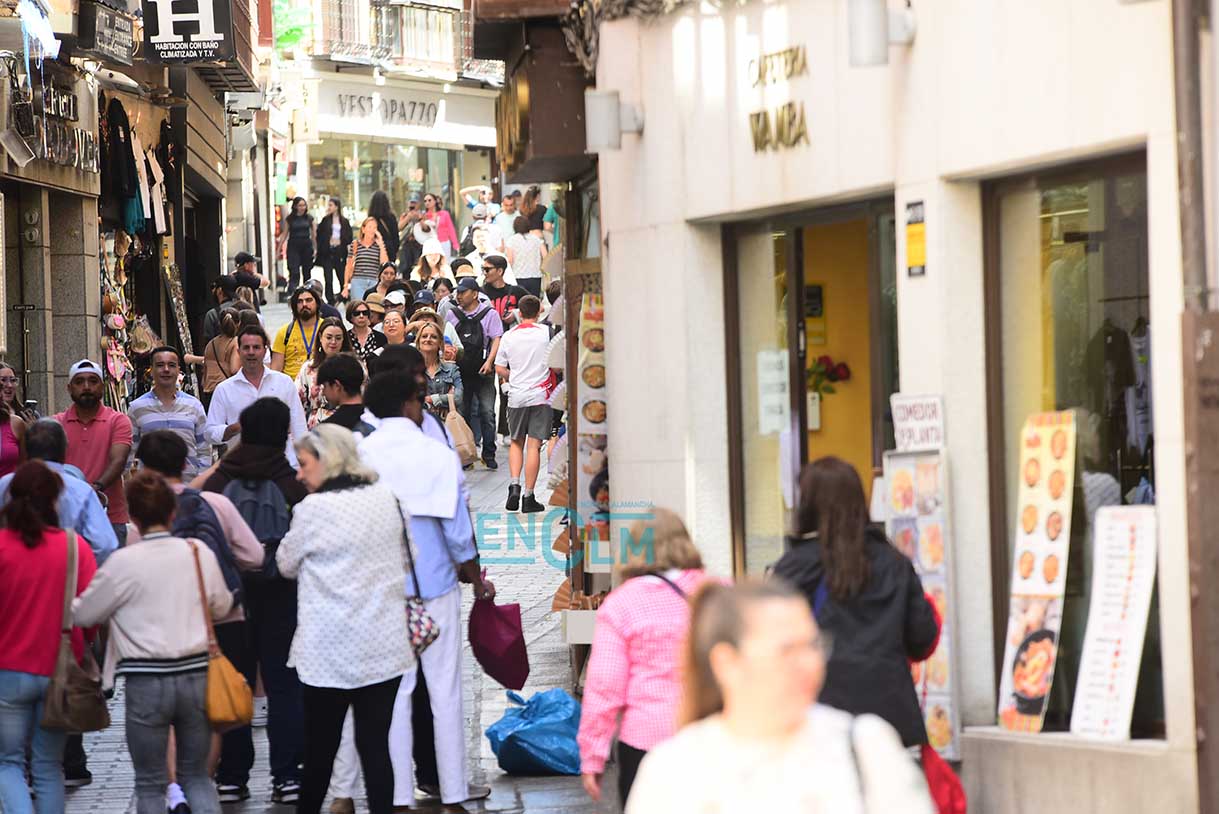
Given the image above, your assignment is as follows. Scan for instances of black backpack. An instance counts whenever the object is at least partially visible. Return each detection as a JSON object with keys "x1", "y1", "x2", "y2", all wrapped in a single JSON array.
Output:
[
  {"x1": 222, "y1": 478, "x2": 293, "y2": 581},
  {"x1": 455, "y1": 306, "x2": 494, "y2": 373},
  {"x1": 173, "y1": 488, "x2": 244, "y2": 606}
]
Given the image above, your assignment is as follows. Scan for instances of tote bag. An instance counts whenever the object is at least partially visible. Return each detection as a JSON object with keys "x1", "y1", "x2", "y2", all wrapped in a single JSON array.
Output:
[{"x1": 445, "y1": 392, "x2": 478, "y2": 466}]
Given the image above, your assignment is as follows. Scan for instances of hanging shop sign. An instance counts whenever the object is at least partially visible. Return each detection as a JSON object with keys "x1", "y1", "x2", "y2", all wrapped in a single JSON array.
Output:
[
  {"x1": 1070, "y1": 506, "x2": 1157, "y2": 740},
  {"x1": 997, "y1": 411, "x2": 1078, "y2": 732},
  {"x1": 891, "y1": 393, "x2": 946, "y2": 452},
  {"x1": 142, "y1": 0, "x2": 234, "y2": 63},
  {"x1": 885, "y1": 448, "x2": 960, "y2": 759},
  {"x1": 907, "y1": 201, "x2": 927, "y2": 277},
  {"x1": 76, "y1": 1, "x2": 135, "y2": 66},
  {"x1": 747, "y1": 44, "x2": 810, "y2": 153}
]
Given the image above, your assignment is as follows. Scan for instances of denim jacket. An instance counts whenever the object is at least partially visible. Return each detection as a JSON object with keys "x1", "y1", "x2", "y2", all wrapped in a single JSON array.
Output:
[{"x1": 425, "y1": 361, "x2": 463, "y2": 416}]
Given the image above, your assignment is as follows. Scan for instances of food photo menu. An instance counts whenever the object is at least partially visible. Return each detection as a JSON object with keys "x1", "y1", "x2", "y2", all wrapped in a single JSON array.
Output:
[
  {"x1": 997, "y1": 411, "x2": 1077, "y2": 732},
  {"x1": 885, "y1": 449, "x2": 959, "y2": 759},
  {"x1": 1071, "y1": 506, "x2": 1157, "y2": 740}
]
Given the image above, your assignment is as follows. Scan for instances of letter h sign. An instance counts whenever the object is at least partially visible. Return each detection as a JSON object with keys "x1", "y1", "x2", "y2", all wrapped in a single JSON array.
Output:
[{"x1": 143, "y1": 0, "x2": 234, "y2": 61}]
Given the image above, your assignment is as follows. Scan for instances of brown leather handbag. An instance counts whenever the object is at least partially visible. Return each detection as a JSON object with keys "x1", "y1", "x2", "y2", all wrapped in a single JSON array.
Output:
[
  {"x1": 189, "y1": 540, "x2": 253, "y2": 733},
  {"x1": 41, "y1": 531, "x2": 110, "y2": 733}
]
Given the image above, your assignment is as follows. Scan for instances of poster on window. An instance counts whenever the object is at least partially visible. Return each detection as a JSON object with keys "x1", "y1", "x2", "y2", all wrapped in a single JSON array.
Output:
[
  {"x1": 996, "y1": 411, "x2": 1077, "y2": 732},
  {"x1": 1070, "y1": 506, "x2": 1157, "y2": 740},
  {"x1": 884, "y1": 448, "x2": 959, "y2": 760}
]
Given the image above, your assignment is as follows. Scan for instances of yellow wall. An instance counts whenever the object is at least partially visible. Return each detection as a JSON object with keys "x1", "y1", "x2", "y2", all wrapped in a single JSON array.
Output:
[{"x1": 804, "y1": 220, "x2": 874, "y2": 491}]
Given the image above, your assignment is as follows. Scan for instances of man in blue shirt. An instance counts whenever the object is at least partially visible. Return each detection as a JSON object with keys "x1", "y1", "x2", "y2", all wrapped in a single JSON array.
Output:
[
  {"x1": 0, "y1": 418, "x2": 118, "y2": 563},
  {"x1": 360, "y1": 371, "x2": 493, "y2": 809},
  {"x1": 127, "y1": 346, "x2": 211, "y2": 479}
]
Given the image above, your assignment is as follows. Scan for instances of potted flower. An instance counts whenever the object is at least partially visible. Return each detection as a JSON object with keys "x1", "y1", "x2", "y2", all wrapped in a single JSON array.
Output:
[{"x1": 807, "y1": 355, "x2": 851, "y2": 430}]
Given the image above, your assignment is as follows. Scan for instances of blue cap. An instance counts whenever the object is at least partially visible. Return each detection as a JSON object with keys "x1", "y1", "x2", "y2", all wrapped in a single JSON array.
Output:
[{"x1": 456, "y1": 278, "x2": 480, "y2": 293}]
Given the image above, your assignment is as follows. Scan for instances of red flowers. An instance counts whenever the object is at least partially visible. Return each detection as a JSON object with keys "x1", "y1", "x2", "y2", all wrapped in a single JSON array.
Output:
[{"x1": 808, "y1": 355, "x2": 851, "y2": 395}]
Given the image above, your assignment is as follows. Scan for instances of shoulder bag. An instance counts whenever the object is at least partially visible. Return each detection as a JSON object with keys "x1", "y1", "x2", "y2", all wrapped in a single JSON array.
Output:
[
  {"x1": 42, "y1": 531, "x2": 110, "y2": 732},
  {"x1": 189, "y1": 540, "x2": 253, "y2": 732},
  {"x1": 397, "y1": 507, "x2": 440, "y2": 654},
  {"x1": 445, "y1": 391, "x2": 478, "y2": 466}
]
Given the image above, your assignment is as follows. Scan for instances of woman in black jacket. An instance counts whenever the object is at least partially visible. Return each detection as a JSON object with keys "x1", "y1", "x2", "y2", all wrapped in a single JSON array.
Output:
[
  {"x1": 316, "y1": 197, "x2": 352, "y2": 304},
  {"x1": 367, "y1": 190, "x2": 400, "y2": 264},
  {"x1": 772, "y1": 456, "x2": 939, "y2": 747}
]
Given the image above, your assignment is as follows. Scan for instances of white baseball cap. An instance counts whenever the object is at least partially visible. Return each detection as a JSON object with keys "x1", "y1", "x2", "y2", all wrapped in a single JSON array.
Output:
[
  {"x1": 384, "y1": 290, "x2": 408, "y2": 306},
  {"x1": 68, "y1": 359, "x2": 104, "y2": 382}
]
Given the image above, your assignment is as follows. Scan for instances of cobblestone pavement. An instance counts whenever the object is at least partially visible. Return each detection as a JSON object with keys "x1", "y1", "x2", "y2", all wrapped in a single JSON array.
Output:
[{"x1": 66, "y1": 297, "x2": 615, "y2": 813}]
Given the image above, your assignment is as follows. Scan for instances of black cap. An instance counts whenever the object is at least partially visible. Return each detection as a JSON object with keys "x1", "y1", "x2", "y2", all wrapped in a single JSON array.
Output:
[
  {"x1": 456, "y1": 277, "x2": 480, "y2": 293},
  {"x1": 450, "y1": 257, "x2": 472, "y2": 272},
  {"x1": 234, "y1": 251, "x2": 259, "y2": 267},
  {"x1": 212, "y1": 276, "x2": 238, "y2": 295},
  {"x1": 413, "y1": 289, "x2": 436, "y2": 306}
]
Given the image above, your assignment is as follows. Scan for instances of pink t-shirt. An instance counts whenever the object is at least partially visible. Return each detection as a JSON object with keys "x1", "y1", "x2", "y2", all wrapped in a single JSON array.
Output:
[{"x1": 56, "y1": 405, "x2": 133, "y2": 524}]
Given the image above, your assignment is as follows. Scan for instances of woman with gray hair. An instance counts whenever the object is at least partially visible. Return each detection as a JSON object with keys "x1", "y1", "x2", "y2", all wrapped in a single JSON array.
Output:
[{"x1": 275, "y1": 424, "x2": 414, "y2": 814}]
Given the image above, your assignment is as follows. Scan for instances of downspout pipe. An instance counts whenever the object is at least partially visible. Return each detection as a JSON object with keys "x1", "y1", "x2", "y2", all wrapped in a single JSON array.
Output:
[{"x1": 1175, "y1": 0, "x2": 1208, "y2": 311}]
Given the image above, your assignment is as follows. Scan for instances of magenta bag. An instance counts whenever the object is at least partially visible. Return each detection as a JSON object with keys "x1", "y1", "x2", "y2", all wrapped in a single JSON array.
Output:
[{"x1": 469, "y1": 597, "x2": 530, "y2": 690}]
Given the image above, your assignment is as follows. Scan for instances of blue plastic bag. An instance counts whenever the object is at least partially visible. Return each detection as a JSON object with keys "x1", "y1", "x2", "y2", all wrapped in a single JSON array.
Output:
[{"x1": 484, "y1": 689, "x2": 581, "y2": 775}]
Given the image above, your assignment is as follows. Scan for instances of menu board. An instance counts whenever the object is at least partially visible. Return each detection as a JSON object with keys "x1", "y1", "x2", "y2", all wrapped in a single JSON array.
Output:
[
  {"x1": 884, "y1": 449, "x2": 959, "y2": 760},
  {"x1": 575, "y1": 293, "x2": 609, "y2": 569},
  {"x1": 1070, "y1": 506, "x2": 1157, "y2": 740},
  {"x1": 576, "y1": 293, "x2": 606, "y2": 436},
  {"x1": 997, "y1": 411, "x2": 1077, "y2": 732}
]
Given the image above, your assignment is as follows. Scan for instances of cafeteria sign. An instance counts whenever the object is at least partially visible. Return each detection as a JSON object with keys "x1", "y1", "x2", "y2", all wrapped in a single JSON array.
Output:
[{"x1": 142, "y1": 0, "x2": 234, "y2": 63}]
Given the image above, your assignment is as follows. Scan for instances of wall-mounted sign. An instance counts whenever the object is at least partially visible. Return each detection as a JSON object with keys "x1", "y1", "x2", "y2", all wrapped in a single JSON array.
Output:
[
  {"x1": 142, "y1": 0, "x2": 235, "y2": 63},
  {"x1": 907, "y1": 200, "x2": 927, "y2": 277},
  {"x1": 336, "y1": 91, "x2": 438, "y2": 127},
  {"x1": 33, "y1": 84, "x2": 98, "y2": 173},
  {"x1": 747, "y1": 44, "x2": 810, "y2": 153},
  {"x1": 77, "y1": 0, "x2": 135, "y2": 66},
  {"x1": 891, "y1": 393, "x2": 946, "y2": 452}
]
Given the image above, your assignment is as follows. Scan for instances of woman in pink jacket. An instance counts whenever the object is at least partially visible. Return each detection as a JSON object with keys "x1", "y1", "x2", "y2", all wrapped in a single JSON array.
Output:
[
  {"x1": 577, "y1": 508, "x2": 718, "y2": 809},
  {"x1": 422, "y1": 192, "x2": 459, "y2": 256}
]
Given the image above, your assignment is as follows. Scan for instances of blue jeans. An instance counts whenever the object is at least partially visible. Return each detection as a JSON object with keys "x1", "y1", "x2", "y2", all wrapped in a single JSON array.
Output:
[
  {"x1": 125, "y1": 672, "x2": 220, "y2": 814},
  {"x1": 461, "y1": 370, "x2": 497, "y2": 459},
  {"x1": 0, "y1": 670, "x2": 66, "y2": 814}
]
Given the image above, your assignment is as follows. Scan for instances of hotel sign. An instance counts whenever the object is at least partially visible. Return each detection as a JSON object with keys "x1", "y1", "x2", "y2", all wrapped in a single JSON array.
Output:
[{"x1": 747, "y1": 45, "x2": 809, "y2": 153}]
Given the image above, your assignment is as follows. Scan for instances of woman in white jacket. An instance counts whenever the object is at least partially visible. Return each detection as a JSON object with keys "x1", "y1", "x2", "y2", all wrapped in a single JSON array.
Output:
[
  {"x1": 625, "y1": 581, "x2": 934, "y2": 814},
  {"x1": 275, "y1": 424, "x2": 413, "y2": 814},
  {"x1": 74, "y1": 471, "x2": 233, "y2": 814}
]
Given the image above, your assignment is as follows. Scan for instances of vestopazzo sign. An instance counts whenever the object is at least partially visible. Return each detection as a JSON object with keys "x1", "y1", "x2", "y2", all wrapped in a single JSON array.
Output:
[{"x1": 142, "y1": 0, "x2": 234, "y2": 63}]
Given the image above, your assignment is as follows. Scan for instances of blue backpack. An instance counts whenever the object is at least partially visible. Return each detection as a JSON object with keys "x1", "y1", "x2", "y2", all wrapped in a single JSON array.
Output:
[
  {"x1": 222, "y1": 478, "x2": 292, "y2": 581},
  {"x1": 173, "y1": 488, "x2": 243, "y2": 606}
]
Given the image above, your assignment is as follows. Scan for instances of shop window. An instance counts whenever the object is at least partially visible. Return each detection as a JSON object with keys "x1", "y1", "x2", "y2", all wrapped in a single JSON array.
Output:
[{"x1": 988, "y1": 155, "x2": 1163, "y2": 736}]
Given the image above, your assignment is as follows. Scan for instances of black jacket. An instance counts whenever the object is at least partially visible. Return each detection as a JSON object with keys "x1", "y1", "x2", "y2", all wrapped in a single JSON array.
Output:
[
  {"x1": 316, "y1": 214, "x2": 353, "y2": 262},
  {"x1": 771, "y1": 525, "x2": 938, "y2": 746},
  {"x1": 200, "y1": 443, "x2": 308, "y2": 508}
]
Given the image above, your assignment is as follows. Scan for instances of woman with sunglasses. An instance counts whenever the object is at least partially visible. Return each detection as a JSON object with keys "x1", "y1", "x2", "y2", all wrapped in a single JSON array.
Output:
[
  {"x1": 346, "y1": 300, "x2": 387, "y2": 364},
  {"x1": 625, "y1": 581, "x2": 933, "y2": 814},
  {"x1": 296, "y1": 317, "x2": 355, "y2": 428},
  {"x1": 422, "y1": 193, "x2": 459, "y2": 257},
  {"x1": 341, "y1": 218, "x2": 389, "y2": 302}
]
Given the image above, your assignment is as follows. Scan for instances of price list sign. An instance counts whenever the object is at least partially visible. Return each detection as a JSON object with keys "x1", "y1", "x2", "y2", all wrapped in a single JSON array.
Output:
[{"x1": 1070, "y1": 506, "x2": 1157, "y2": 740}]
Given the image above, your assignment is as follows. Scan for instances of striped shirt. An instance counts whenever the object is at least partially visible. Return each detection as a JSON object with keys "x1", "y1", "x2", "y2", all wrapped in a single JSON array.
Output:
[
  {"x1": 350, "y1": 241, "x2": 382, "y2": 286},
  {"x1": 127, "y1": 390, "x2": 211, "y2": 478}
]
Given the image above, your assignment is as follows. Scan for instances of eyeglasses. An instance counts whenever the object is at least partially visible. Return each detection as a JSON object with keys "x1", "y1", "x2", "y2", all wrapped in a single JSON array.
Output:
[{"x1": 0, "y1": 377, "x2": 17, "y2": 385}]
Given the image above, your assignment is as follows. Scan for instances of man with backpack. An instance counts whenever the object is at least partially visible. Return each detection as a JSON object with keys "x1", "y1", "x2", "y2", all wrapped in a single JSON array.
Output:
[
  {"x1": 201, "y1": 398, "x2": 309, "y2": 806},
  {"x1": 132, "y1": 429, "x2": 264, "y2": 813},
  {"x1": 447, "y1": 276, "x2": 503, "y2": 469}
]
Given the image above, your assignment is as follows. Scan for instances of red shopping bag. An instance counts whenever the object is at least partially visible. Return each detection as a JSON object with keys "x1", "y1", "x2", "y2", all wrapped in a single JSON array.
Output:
[
  {"x1": 922, "y1": 744, "x2": 967, "y2": 814},
  {"x1": 469, "y1": 597, "x2": 530, "y2": 690}
]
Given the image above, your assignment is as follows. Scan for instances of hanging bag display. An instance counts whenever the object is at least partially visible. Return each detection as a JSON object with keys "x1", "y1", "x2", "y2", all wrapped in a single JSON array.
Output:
[
  {"x1": 445, "y1": 391, "x2": 478, "y2": 466},
  {"x1": 189, "y1": 540, "x2": 253, "y2": 733},
  {"x1": 41, "y1": 531, "x2": 110, "y2": 733}
]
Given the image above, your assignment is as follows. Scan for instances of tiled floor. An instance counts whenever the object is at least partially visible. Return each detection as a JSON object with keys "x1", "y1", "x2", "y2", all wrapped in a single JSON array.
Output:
[{"x1": 65, "y1": 308, "x2": 615, "y2": 812}]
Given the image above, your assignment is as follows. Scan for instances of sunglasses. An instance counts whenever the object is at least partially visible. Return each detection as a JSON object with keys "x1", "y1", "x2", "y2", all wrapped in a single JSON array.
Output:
[
  {"x1": 481, "y1": 265, "x2": 494, "y2": 272},
  {"x1": 353, "y1": 309, "x2": 370, "y2": 316}
]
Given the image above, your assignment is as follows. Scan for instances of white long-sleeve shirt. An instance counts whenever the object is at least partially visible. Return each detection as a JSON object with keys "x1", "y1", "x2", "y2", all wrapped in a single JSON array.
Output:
[{"x1": 205, "y1": 366, "x2": 307, "y2": 466}]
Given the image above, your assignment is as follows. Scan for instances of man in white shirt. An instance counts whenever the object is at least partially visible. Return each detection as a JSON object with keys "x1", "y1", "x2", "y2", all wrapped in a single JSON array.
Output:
[
  {"x1": 492, "y1": 191, "x2": 520, "y2": 237},
  {"x1": 494, "y1": 295, "x2": 554, "y2": 513},
  {"x1": 205, "y1": 325, "x2": 307, "y2": 466}
]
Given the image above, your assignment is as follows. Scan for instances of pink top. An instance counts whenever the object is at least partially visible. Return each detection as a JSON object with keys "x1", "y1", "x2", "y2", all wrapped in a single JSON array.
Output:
[
  {"x1": 434, "y1": 209, "x2": 459, "y2": 253},
  {"x1": 0, "y1": 420, "x2": 19, "y2": 477},
  {"x1": 56, "y1": 405, "x2": 133, "y2": 524},
  {"x1": 577, "y1": 569, "x2": 717, "y2": 774}
]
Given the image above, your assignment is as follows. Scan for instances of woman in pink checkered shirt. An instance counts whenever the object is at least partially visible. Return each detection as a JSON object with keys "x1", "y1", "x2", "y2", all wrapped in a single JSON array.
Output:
[{"x1": 577, "y1": 509, "x2": 717, "y2": 809}]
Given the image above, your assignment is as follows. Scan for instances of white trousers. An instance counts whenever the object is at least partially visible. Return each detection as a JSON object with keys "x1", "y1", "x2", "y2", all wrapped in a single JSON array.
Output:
[
  {"x1": 326, "y1": 709, "x2": 362, "y2": 799},
  {"x1": 388, "y1": 586, "x2": 469, "y2": 806}
]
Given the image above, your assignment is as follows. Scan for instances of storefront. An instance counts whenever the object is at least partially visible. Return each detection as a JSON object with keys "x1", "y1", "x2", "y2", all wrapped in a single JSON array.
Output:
[
  {"x1": 290, "y1": 74, "x2": 497, "y2": 232},
  {"x1": 591, "y1": 0, "x2": 1194, "y2": 810}
]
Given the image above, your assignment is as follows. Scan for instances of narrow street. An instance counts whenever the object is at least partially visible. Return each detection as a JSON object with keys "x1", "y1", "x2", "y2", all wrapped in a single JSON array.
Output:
[{"x1": 66, "y1": 300, "x2": 612, "y2": 813}]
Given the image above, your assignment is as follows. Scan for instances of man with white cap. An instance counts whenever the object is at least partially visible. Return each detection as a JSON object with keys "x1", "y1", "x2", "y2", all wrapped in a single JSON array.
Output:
[{"x1": 55, "y1": 359, "x2": 134, "y2": 547}]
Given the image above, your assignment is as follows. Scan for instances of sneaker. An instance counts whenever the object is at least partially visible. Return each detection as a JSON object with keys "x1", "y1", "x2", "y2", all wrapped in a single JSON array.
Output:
[
  {"x1": 415, "y1": 785, "x2": 441, "y2": 803},
  {"x1": 521, "y1": 494, "x2": 545, "y2": 513},
  {"x1": 506, "y1": 484, "x2": 521, "y2": 511},
  {"x1": 464, "y1": 783, "x2": 492, "y2": 801},
  {"x1": 272, "y1": 781, "x2": 300, "y2": 805},
  {"x1": 63, "y1": 768, "x2": 92, "y2": 789},
  {"x1": 216, "y1": 784, "x2": 249, "y2": 804},
  {"x1": 328, "y1": 798, "x2": 355, "y2": 814},
  {"x1": 482, "y1": 455, "x2": 498, "y2": 470},
  {"x1": 168, "y1": 803, "x2": 192, "y2": 814}
]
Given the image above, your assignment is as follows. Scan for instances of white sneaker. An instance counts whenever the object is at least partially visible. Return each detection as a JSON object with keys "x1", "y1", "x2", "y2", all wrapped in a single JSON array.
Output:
[{"x1": 251, "y1": 696, "x2": 267, "y2": 727}]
